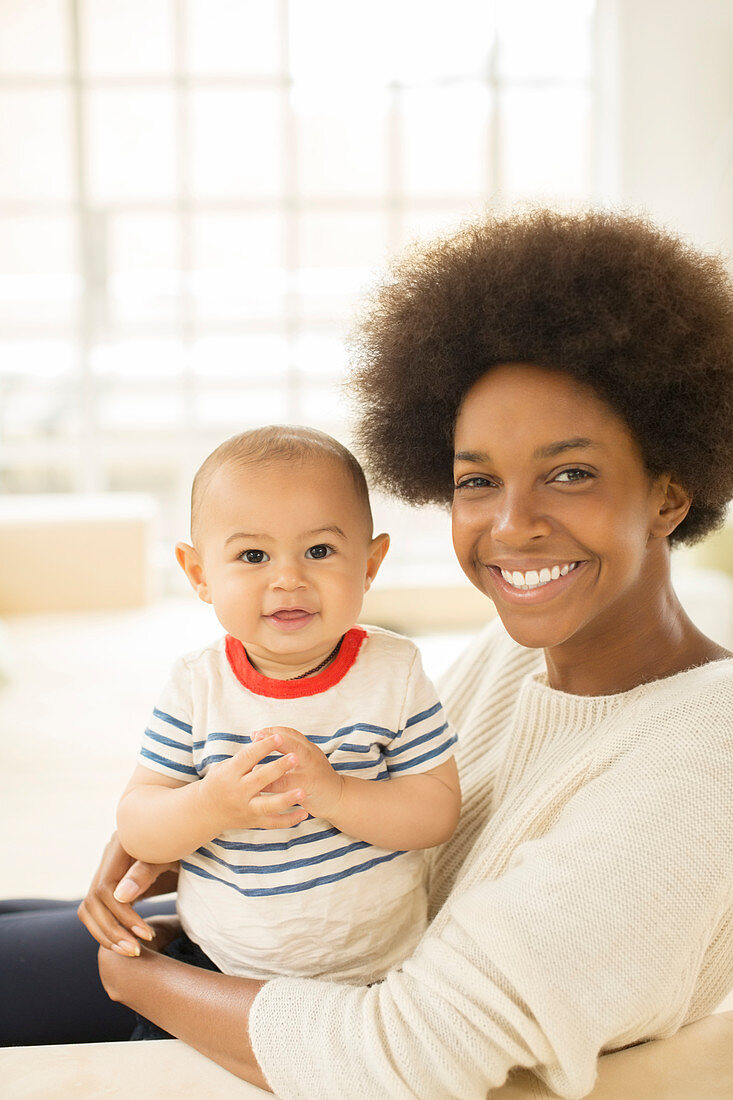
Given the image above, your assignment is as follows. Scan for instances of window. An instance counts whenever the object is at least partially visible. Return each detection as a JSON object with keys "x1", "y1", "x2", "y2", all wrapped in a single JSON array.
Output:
[{"x1": 0, "y1": 0, "x2": 597, "y2": 585}]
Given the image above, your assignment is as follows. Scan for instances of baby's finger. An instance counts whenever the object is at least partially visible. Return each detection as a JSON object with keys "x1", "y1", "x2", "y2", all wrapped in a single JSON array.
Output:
[
  {"x1": 253, "y1": 803, "x2": 310, "y2": 830},
  {"x1": 247, "y1": 752, "x2": 299, "y2": 792},
  {"x1": 253, "y1": 787, "x2": 306, "y2": 817},
  {"x1": 230, "y1": 734, "x2": 283, "y2": 774}
]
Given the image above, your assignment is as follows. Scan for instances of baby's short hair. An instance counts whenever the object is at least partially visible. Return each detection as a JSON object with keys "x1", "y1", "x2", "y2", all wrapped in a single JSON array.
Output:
[{"x1": 190, "y1": 425, "x2": 372, "y2": 543}]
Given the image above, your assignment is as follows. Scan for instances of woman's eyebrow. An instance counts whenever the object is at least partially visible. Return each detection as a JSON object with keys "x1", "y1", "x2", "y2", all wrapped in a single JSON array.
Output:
[
  {"x1": 454, "y1": 438, "x2": 598, "y2": 464},
  {"x1": 533, "y1": 437, "x2": 597, "y2": 459}
]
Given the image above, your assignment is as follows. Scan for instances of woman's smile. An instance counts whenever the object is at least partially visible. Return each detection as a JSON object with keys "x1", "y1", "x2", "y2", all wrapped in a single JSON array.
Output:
[{"x1": 484, "y1": 559, "x2": 589, "y2": 602}]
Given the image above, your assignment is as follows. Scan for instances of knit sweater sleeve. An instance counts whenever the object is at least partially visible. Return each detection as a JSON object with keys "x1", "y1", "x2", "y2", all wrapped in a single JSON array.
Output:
[{"x1": 248, "y1": 672, "x2": 733, "y2": 1100}]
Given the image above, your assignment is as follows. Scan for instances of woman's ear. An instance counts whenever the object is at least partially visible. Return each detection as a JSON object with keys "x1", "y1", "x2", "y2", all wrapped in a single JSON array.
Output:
[
  {"x1": 364, "y1": 532, "x2": 390, "y2": 592},
  {"x1": 175, "y1": 542, "x2": 211, "y2": 603},
  {"x1": 649, "y1": 476, "x2": 692, "y2": 540}
]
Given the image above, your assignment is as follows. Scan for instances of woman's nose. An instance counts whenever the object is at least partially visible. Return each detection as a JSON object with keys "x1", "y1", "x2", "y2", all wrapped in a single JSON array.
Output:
[{"x1": 492, "y1": 489, "x2": 551, "y2": 544}]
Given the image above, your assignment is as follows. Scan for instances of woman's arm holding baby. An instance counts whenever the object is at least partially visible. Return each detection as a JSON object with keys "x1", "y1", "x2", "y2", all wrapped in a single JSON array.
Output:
[
  {"x1": 254, "y1": 726, "x2": 461, "y2": 849},
  {"x1": 116, "y1": 732, "x2": 307, "y2": 863},
  {"x1": 97, "y1": 942, "x2": 271, "y2": 1089}
]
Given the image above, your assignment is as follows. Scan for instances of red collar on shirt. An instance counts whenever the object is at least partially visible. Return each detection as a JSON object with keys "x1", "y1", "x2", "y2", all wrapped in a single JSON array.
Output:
[{"x1": 225, "y1": 626, "x2": 367, "y2": 699}]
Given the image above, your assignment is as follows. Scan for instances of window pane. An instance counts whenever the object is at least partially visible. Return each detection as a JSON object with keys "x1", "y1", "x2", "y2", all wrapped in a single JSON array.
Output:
[
  {"x1": 295, "y1": 92, "x2": 388, "y2": 198},
  {"x1": 0, "y1": 217, "x2": 79, "y2": 325},
  {"x1": 289, "y1": 0, "x2": 392, "y2": 89},
  {"x1": 190, "y1": 89, "x2": 283, "y2": 200},
  {"x1": 501, "y1": 87, "x2": 591, "y2": 201},
  {"x1": 0, "y1": 0, "x2": 70, "y2": 76},
  {"x1": 1, "y1": 381, "x2": 80, "y2": 439},
  {"x1": 196, "y1": 386, "x2": 289, "y2": 429},
  {"x1": 0, "y1": 340, "x2": 76, "y2": 380},
  {"x1": 0, "y1": 90, "x2": 74, "y2": 200},
  {"x1": 401, "y1": 84, "x2": 491, "y2": 198},
  {"x1": 107, "y1": 213, "x2": 180, "y2": 324},
  {"x1": 389, "y1": 0, "x2": 495, "y2": 84},
  {"x1": 90, "y1": 338, "x2": 186, "y2": 379},
  {"x1": 192, "y1": 335, "x2": 288, "y2": 381},
  {"x1": 98, "y1": 385, "x2": 185, "y2": 429},
  {"x1": 496, "y1": 0, "x2": 594, "y2": 80},
  {"x1": 192, "y1": 213, "x2": 284, "y2": 322},
  {"x1": 292, "y1": 333, "x2": 347, "y2": 383},
  {"x1": 81, "y1": 0, "x2": 174, "y2": 77},
  {"x1": 86, "y1": 89, "x2": 177, "y2": 202},
  {"x1": 185, "y1": 0, "x2": 281, "y2": 76},
  {"x1": 297, "y1": 212, "x2": 387, "y2": 322}
]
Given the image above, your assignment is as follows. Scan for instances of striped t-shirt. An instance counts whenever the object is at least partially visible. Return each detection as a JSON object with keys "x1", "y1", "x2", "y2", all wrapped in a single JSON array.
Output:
[{"x1": 138, "y1": 624, "x2": 457, "y2": 981}]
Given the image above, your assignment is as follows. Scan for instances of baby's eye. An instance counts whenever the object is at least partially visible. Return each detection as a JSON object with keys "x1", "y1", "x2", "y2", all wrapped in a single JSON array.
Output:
[
  {"x1": 240, "y1": 549, "x2": 269, "y2": 564},
  {"x1": 553, "y1": 468, "x2": 595, "y2": 484},
  {"x1": 305, "y1": 544, "x2": 333, "y2": 560}
]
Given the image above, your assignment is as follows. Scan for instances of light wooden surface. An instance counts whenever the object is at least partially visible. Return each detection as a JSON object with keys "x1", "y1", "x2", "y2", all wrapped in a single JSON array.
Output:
[{"x1": 3, "y1": 1013, "x2": 732, "y2": 1100}]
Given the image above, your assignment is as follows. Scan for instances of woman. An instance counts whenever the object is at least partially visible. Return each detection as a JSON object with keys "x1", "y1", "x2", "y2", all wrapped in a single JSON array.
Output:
[{"x1": 4, "y1": 210, "x2": 733, "y2": 1098}]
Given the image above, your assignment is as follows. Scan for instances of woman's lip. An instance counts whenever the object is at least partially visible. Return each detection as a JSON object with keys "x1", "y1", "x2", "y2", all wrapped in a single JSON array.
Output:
[{"x1": 486, "y1": 561, "x2": 589, "y2": 603}]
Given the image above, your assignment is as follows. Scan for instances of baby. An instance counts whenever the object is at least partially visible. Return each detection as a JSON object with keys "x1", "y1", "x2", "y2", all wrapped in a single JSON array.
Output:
[{"x1": 116, "y1": 425, "x2": 460, "y2": 988}]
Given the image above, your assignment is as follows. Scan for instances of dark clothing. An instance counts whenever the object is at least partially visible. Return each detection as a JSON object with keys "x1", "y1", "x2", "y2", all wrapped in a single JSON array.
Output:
[{"x1": 0, "y1": 896, "x2": 175, "y2": 1046}]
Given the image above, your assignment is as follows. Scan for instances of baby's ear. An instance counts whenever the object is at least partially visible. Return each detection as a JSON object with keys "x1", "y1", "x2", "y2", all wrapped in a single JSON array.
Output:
[
  {"x1": 175, "y1": 542, "x2": 211, "y2": 603},
  {"x1": 364, "y1": 532, "x2": 390, "y2": 591}
]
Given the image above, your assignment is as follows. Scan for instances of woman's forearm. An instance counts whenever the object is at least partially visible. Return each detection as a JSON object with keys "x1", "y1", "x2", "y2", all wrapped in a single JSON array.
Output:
[{"x1": 98, "y1": 944, "x2": 270, "y2": 1088}]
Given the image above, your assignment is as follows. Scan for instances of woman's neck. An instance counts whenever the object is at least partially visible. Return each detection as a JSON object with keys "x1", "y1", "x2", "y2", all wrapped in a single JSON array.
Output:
[{"x1": 543, "y1": 577, "x2": 730, "y2": 697}]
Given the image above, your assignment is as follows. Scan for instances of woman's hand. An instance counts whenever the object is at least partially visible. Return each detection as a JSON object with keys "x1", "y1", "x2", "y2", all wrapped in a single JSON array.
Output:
[{"x1": 77, "y1": 833, "x2": 178, "y2": 957}]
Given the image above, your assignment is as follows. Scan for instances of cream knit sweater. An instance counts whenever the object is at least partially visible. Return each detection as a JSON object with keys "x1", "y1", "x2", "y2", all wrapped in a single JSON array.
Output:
[{"x1": 249, "y1": 621, "x2": 733, "y2": 1100}]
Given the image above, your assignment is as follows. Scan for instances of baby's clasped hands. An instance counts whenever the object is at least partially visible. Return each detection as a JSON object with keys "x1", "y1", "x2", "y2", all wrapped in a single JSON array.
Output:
[
  {"x1": 199, "y1": 732, "x2": 308, "y2": 832},
  {"x1": 252, "y1": 726, "x2": 345, "y2": 822}
]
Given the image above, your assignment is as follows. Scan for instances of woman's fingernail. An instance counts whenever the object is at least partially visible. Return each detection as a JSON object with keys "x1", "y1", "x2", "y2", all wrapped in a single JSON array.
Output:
[
  {"x1": 113, "y1": 878, "x2": 138, "y2": 903},
  {"x1": 132, "y1": 924, "x2": 153, "y2": 940},
  {"x1": 114, "y1": 940, "x2": 140, "y2": 957}
]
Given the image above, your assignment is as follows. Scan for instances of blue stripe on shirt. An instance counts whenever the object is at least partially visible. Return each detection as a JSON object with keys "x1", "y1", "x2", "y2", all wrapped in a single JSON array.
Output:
[
  {"x1": 180, "y1": 848, "x2": 405, "y2": 897},
  {"x1": 196, "y1": 837, "x2": 374, "y2": 876},
  {"x1": 152, "y1": 708, "x2": 192, "y2": 735},
  {"x1": 143, "y1": 728, "x2": 190, "y2": 752},
  {"x1": 140, "y1": 747, "x2": 198, "y2": 777},
  {"x1": 211, "y1": 825, "x2": 341, "y2": 853},
  {"x1": 384, "y1": 722, "x2": 449, "y2": 757},
  {"x1": 403, "y1": 701, "x2": 443, "y2": 729},
  {"x1": 387, "y1": 734, "x2": 457, "y2": 773}
]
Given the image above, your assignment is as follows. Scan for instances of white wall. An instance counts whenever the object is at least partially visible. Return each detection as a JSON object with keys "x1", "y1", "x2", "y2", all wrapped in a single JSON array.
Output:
[{"x1": 601, "y1": 0, "x2": 733, "y2": 256}]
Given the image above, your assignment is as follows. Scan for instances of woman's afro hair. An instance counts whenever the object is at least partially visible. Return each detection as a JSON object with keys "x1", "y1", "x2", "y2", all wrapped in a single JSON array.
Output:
[{"x1": 348, "y1": 208, "x2": 733, "y2": 545}]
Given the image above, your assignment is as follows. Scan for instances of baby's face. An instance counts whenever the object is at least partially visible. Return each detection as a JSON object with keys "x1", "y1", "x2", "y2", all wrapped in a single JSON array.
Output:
[{"x1": 191, "y1": 456, "x2": 387, "y2": 674}]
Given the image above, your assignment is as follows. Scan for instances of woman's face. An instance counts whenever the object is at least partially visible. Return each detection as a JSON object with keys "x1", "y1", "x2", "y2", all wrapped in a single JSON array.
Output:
[{"x1": 451, "y1": 363, "x2": 680, "y2": 655}]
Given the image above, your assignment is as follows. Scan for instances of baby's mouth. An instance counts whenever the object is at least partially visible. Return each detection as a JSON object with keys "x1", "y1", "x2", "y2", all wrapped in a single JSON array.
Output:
[{"x1": 267, "y1": 608, "x2": 315, "y2": 622}]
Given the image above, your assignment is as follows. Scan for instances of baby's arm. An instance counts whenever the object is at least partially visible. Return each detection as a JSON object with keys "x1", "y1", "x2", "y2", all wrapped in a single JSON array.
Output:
[
  {"x1": 116, "y1": 733, "x2": 308, "y2": 864},
  {"x1": 253, "y1": 727, "x2": 460, "y2": 850}
]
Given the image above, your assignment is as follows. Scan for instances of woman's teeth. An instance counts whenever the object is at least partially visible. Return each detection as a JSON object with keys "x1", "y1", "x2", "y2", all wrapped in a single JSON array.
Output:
[{"x1": 500, "y1": 562, "x2": 579, "y2": 589}]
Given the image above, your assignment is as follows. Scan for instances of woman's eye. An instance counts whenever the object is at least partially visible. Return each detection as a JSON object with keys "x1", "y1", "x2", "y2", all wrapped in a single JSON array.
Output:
[
  {"x1": 305, "y1": 544, "x2": 333, "y2": 560},
  {"x1": 241, "y1": 549, "x2": 269, "y2": 564},
  {"x1": 454, "y1": 476, "x2": 495, "y2": 490},
  {"x1": 553, "y1": 468, "x2": 594, "y2": 484}
]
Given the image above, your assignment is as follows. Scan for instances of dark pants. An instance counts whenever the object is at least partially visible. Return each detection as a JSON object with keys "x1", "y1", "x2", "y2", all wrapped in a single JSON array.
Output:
[{"x1": 0, "y1": 896, "x2": 176, "y2": 1046}]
